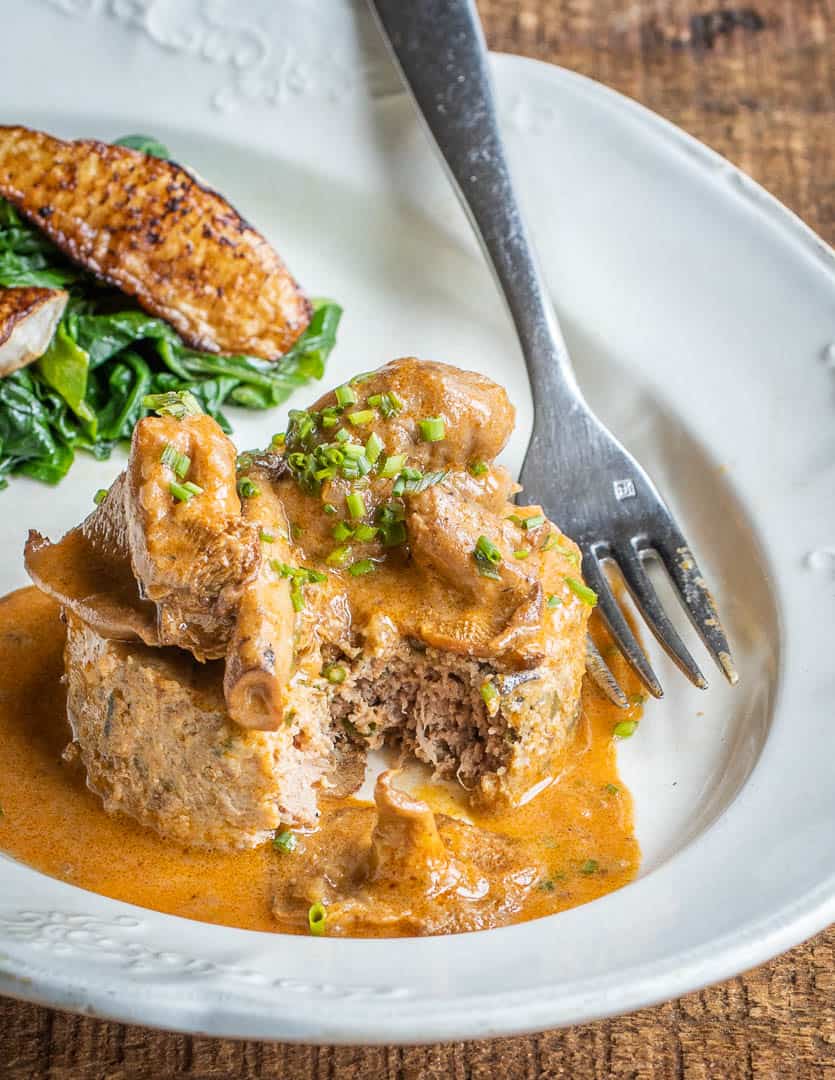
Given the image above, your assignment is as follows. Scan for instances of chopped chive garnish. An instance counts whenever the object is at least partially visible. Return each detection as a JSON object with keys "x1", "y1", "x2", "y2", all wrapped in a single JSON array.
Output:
[
  {"x1": 473, "y1": 535, "x2": 502, "y2": 579},
  {"x1": 613, "y1": 720, "x2": 638, "y2": 738},
  {"x1": 506, "y1": 514, "x2": 524, "y2": 527},
  {"x1": 541, "y1": 533, "x2": 558, "y2": 551},
  {"x1": 341, "y1": 443, "x2": 365, "y2": 460},
  {"x1": 237, "y1": 476, "x2": 260, "y2": 498},
  {"x1": 605, "y1": 783, "x2": 619, "y2": 795},
  {"x1": 308, "y1": 901, "x2": 327, "y2": 936},
  {"x1": 350, "y1": 370, "x2": 376, "y2": 384},
  {"x1": 259, "y1": 531, "x2": 275, "y2": 543},
  {"x1": 380, "y1": 453, "x2": 407, "y2": 478},
  {"x1": 566, "y1": 577, "x2": 598, "y2": 606},
  {"x1": 371, "y1": 390, "x2": 403, "y2": 418},
  {"x1": 271, "y1": 562, "x2": 327, "y2": 612},
  {"x1": 142, "y1": 389, "x2": 202, "y2": 418},
  {"x1": 353, "y1": 524, "x2": 378, "y2": 542},
  {"x1": 160, "y1": 443, "x2": 191, "y2": 479},
  {"x1": 418, "y1": 416, "x2": 445, "y2": 442},
  {"x1": 323, "y1": 503, "x2": 338, "y2": 515},
  {"x1": 468, "y1": 460, "x2": 488, "y2": 476},
  {"x1": 376, "y1": 502, "x2": 407, "y2": 547},
  {"x1": 170, "y1": 480, "x2": 201, "y2": 503},
  {"x1": 93, "y1": 488, "x2": 108, "y2": 506},
  {"x1": 273, "y1": 829, "x2": 297, "y2": 853},
  {"x1": 514, "y1": 549, "x2": 530, "y2": 559},
  {"x1": 326, "y1": 545, "x2": 352, "y2": 567},
  {"x1": 580, "y1": 859, "x2": 599, "y2": 875},
  {"x1": 271, "y1": 432, "x2": 286, "y2": 447},
  {"x1": 321, "y1": 414, "x2": 338, "y2": 429},
  {"x1": 384, "y1": 391, "x2": 403, "y2": 414},
  {"x1": 323, "y1": 664, "x2": 347, "y2": 684},
  {"x1": 546, "y1": 594, "x2": 562, "y2": 608},
  {"x1": 346, "y1": 491, "x2": 366, "y2": 519},
  {"x1": 629, "y1": 693, "x2": 646, "y2": 707},
  {"x1": 332, "y1": 521, "x2": 354, "y2": 542},
  {"x1": 348, "y1": 558, "x2": 375, "y2": 576},
  {"x1": 480, "y1": 680, "x2": 498, "y2": 706},
  {"x1": 365, "y1": 431, "x2": 384, "y2": 464},
  {"x1": 348, "y1": 409, "x2": 375, "y2": 426},
  {"x1": 335, "y1": 384, "x2": 357, "y2": 407},
  {"x1": 335, "y1": 427, "x2": 351, "y2": 444}
]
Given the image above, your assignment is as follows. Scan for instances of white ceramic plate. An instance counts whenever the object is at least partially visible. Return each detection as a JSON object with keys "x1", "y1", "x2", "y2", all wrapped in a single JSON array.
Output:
[{"x1": 0, "y1": 0, "x2": 833, "y2": 1044}]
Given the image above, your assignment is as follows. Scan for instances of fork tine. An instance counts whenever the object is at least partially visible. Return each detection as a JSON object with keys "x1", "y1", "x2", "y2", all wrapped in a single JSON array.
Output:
[
  {"x1": 653, "y1": 531, "x2": 739, "y2": 686},
  {"x1": 585, "y1": 633, "x2": 629, "y2": 708},
  {"x1": 612, "y1": 543, "x2": 708, "y2": 690},
  {"x1": 581, "y1": 553, "x2": 664, "y2": 698}
]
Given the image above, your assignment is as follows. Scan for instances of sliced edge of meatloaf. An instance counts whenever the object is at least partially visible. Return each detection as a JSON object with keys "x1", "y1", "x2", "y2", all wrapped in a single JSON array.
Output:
[
  {"x1": 64, "y1": 612, "x2": 332, "y2": 849},
  {"x1": 326, "y1": 639, "x2": 580, "y2": 807}
]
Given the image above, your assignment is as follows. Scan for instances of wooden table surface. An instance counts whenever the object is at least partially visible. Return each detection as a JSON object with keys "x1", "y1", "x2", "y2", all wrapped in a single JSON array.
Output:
[{"x1": 3, "y1": 1, "x2": 834, "y2": 1077}]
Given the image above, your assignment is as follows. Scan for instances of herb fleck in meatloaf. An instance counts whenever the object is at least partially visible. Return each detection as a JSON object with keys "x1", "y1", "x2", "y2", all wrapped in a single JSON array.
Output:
[{"x1": 27, "y1": 358, "x2": 596, "y2": 848}]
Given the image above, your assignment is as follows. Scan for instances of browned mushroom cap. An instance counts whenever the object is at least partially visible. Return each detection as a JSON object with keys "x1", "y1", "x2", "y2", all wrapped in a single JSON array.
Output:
[
  {"x1": 309, "y1": 357, "x2": 516, "y2": 468},
  {"x1": 223, "y1": 471, "x2": 295, "y2": 731},
  {"x1": 406, "y1": 484, "x2": 543, "y2": 667},
  {"x1": 124, "y1": 413, "x2": 260, "y2": 660},
  {"x1": 0, "y1": 285, "x2": 67, "y2": 374},
  {"x1": 0, "y1": 125, "x2": 311, "y2": 359},
  {"x1": 24, "y1": 474, "x2": 159, "y2": 646}
]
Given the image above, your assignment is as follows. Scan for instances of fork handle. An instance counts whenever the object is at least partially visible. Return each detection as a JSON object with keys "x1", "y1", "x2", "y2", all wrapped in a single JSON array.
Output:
[{"x1": 368, "y1": 0, "x2": 582, "y2": 423}]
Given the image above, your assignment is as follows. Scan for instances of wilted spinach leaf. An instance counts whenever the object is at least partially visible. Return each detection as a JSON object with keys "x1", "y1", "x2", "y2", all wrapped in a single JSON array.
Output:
[{"x1": 0, "y1": 134, "x2": 341, "y2": 489}]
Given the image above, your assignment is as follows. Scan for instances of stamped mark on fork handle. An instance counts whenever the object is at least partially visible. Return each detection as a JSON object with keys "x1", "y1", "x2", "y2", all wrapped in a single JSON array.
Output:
[{"x1": 613, "y1": 478, "x2": 637, "y2": 501}]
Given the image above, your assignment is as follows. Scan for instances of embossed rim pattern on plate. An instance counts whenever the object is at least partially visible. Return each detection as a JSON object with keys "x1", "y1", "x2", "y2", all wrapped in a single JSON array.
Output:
[{"x1": 0, "y1": 0, "x2": 833, "y2": 1043}]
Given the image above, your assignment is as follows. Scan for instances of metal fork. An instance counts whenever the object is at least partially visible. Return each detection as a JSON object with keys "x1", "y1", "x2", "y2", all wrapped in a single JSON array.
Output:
[{"x1": 369, "y1": 0, "x2": 738, "y2": 701}]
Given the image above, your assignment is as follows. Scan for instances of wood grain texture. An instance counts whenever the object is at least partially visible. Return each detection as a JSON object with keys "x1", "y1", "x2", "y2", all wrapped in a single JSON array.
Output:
[{"x1": 2, "y1": 1, "x2": 834, "y2": 1076}]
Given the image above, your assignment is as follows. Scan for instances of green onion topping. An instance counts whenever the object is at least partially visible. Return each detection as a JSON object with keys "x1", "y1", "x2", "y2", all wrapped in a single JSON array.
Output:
[
  {"x1": 580, "y1": 859, "x2": 599, "y2": 875},
  {"x1": 326, "y1": 546, "x2": 352, "y2": 567},
  {"x1": 613, "y1": 720, "x2": 638, "y2": 739},
  {"x1": 605, "y1": 783, "x2": 619, "y2": 795},
  {"x1": 353, "y1": 524, "x2": 378, "y2": 542},
  {"x1": 546, "y1": 594, "x2": 562, "y2": 608},
  {"x1": 473, "y1": 535, "x2": 502, "y2": 580},
  {"x1": 273, "y1": 829, "x2": 297, "y2": 853},
  {"x1": 238, "y1": 476, "x2": 260, "y2": 499},
  {"x1": 418, "y1": 416, "x2": 445, "y2": 442},
  {"x1": 160, "y1": 443, "x2": 191, "y2": 479},
  {"x1": 272, "y1": 562, "x2": 327, "y2": 612},
  {"x1": 380, "y1": 453, "x2": 407, "y2": 479},
  {"x1": 348, "y1": 409, "x2": 375, "y2": 426},
  {"x1": 308, "y1": 901, "x2": 327, "y2": 936},
  {"x1": 142, "y1": 389, "x2": 202, "y2": 419},
  {"x1": 93, "y1": 488, "x2": 108, "y2": 506},
  {"x1": 480, "y1": 680, "x2": 498, "y2": 706},
  {"x1": 514, "y1": 549, "x2": 530, "y2": 559},
  {"x1": 565, "y1": 577, "x2": 598, "y2": 606},
  {"x1": 332, "y1": 520, "x2": 353, "y2": 542},
  {"x1": 170, "y1": 480, "x2": 203, "y2": 503},
  {"x1": 323, "y1": 503, "x2": 338, "y2": 515},
  {"x1": 365, "y1": 431, "x2": 384, "y2": 464},
  {"x1": 323, "y1": 664, "x2": 347, "y2": 684},
  {"x1": 376, "y1": 502, "x2": 407, "y2": 547},
  {"x1": 259, "y1": 531, "x2": 275, "y2": 543},
  {"x1": 346, "y1": 491, "x2": 366, "y2": 520},
  {"x1": 348, "y1": 558, "x2": 375, "y2": 577},
  {"x1": 335, "y1": 384, "x2": 357, "y2": 407},
  {"x1": 468, "y1": 461, "x2": 488, "y2": 476}
]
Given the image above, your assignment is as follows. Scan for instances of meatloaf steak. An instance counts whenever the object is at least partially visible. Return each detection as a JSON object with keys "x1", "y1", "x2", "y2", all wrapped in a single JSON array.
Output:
[
  {"x1": 30, "y1": 357, "x2": 596, "y2": 848},
  {"x1": 64, "y1": 612, "x2": 331, "y2": 847}
]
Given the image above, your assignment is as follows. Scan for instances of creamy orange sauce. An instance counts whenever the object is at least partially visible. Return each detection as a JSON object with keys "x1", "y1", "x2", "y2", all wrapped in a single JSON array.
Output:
[{"x1": 0, "y1": 586, "x2": 642, "y2": 935}]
